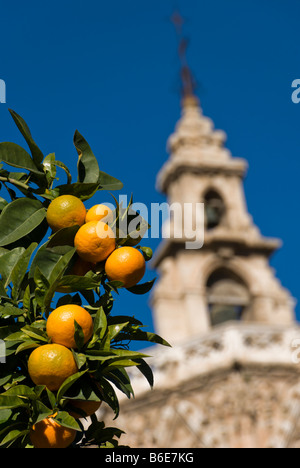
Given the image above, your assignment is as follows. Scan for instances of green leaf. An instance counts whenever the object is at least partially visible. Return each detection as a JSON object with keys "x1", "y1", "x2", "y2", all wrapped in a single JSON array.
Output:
[
  {"x1": 118, "y1": 213, "x2": 150, "y2": 247},
  {"x1": 31, "y1": 401, "x2": 53, "y2": 424},
  {"x1": 108, "y1": 315, "x2": 143, "y2": 327},
  {"x1": 0, "y1": 280, "x2": 8, "y2": 298},
  {"x1": 65, "y1": 374, "x2": 102, "y2": 402},
  {"x1": 0, "y1": 304, "x2": 23, "y2": 318},
  {"x1": 1, "y1": 385, "x2": 37, "y2": 399},
  {"x1": 98, "y1": 171, "x2": 123, "y2": 191},
  {"x1": 54, "y1": 160, "x2": 72, "y2": 184},
  {"x1": 22, "y1": 285, "x2": 31, "y2": 312},
  {"x1": 0, "y1": 198, "x2": 46, "y2": 247},
  {"x1": 74, "y1": 320, "x2": 85, "y2": 350},
  {"x1": 108, "y1": 322, "x2": 129, "y2": 342},
  {"x1": 106, "y1": 280, "x2": 123, "y2": 293},
  {"x1": 134, "y1": 359, "x2": 154, "y2": 388},
  {"x1": 47, "y1": 226, "x2": 80, "y2": 248},
  {"x1": 0, "y1": 409, "x2": 12, "y2": 424},
  {"x1": 105, "y1": 368, "x2": 134, "y2": 399},
  {"x1": 126, "y1": 278, "x2": 156, "y2": 295},
  {"x1": 34, "y1": 267, "x2": 50, "y2": 291},
  {"x1": 0, "y1": 142, "x2": 43, "y2": 175},
  {"x1": 43, "y1": 153, "x2": 56, "y2": 184},
  {"x1": 0, "y1": 395, "x2": 29, "y2": 409},
  {"x1": 55, "y1": 411, "x2": 81, "y2": 431},
  {"x1": 29, "y1": 241, "x2": 75, "y2": 281},
  {"x1": 4, "y1": 330, "x2": 27, "y2": 342},
  {"x1": 109, "y1": 348, "x2": 150, "y2": 359},
  {"x1": 0, "y1": 429, "x2": 29, "y2": 447},
  {"x1": 11, "y1": 242, "x2": 37, "y2": 300},
  {"x1": 86, "y1": 349, "x2": 149, "y2": 362},
  {"x1": 0, "y1": 247, "x2": 25, "y2": 287},
  {"x1": 85, "y1": 420, "x2": 124, "y2": 446},
  {"x1": 21, "y1": 325, "x2": 48, "y2": 343},
  {"x1": 56, "y1": 275, "x2": 100, "y2": 292},
  {"x1": 50, "y1": 182, "x2": 101, "y2": 201},
  {"x1": 90, "y1": 307, "x2": 107, "y2": 344},
  {"x1": 15, "y1": 341, "x2": 40, "y2": 354},
  {"x1": 0, "y1": 197, "x2": 8, "y2": 212},
  {"x1": 8, "y1": 109, "x2": 44, "y2": 167},
  {"x1": 46, "y1": 388, "x2": 57, "y2": 410},
  {"x1": 48, "y1": 247, "x2": 76, "y2": 285},
  {"x1": 74, "y1": 130, "x2": 100, "y2": 184},
  {"x1": 139, "y1": 246, "x2": 153, "y2": 262},
  {"x1": 56, "y1": 370, "x2": 87, "y2": 403},
  {"x1": 98, "y1": 378, "x2": 120, "y2": 419},
  {"x1": 127, "y1": 328, "x2": 171, "y2": 347},
  {"x1": 104, "y1": 359, "x2": 140, "y2": 369},
  {"x1": 71, "y1": 351, "x2": 86, "y2": 370}
]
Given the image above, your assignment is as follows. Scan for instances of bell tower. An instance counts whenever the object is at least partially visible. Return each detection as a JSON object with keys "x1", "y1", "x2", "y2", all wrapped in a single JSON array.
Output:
[
  {"x1": 102, "y1": 20, "x2": 300, "y2": 449},
  {"x1": 151, "y1": 92, "x2": 295, "y2": 345}
]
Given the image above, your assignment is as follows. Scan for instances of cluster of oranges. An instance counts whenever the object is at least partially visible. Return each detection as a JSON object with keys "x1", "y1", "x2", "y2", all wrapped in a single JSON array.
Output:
[
  {"x1": 46, "y1": 194, "x2": 146, "y2": 288},
  {"x1": 28, "y1": 195, "x2": 147, "y2": 448},
  {"x1": 28, "y1": 304, "x2": 98, "y2": 448}
]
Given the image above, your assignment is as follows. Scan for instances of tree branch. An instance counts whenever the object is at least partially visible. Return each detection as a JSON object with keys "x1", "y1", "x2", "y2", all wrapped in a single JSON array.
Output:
[{"x1": 0, "y1": 176, "x2": 30, "y2": 191}]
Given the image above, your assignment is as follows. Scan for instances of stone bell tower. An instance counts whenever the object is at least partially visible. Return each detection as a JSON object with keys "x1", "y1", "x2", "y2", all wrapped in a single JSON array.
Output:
[
  {"x1": 151, "y1": 92, "x2": 295, "y2": 345},
  {"x1": 101, "y1": 30, "x2": 300, "y2": 449},
  {"x1": 102, "y1": 92, "x2": 300, "y2": 448}
]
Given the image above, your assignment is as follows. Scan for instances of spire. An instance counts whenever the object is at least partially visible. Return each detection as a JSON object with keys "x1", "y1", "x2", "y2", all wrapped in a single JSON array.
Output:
[{"x1": 171, "y1": 10, "x2": 199, "y2": 108}]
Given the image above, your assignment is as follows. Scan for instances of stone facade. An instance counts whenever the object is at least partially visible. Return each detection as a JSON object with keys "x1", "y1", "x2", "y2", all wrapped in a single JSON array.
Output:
[
  {"x1": 101, "y1": 95, "x2": 299, "y2": 449},
  {"x1": 101, "y1": 323, "x2": 300, "y2": 448}
]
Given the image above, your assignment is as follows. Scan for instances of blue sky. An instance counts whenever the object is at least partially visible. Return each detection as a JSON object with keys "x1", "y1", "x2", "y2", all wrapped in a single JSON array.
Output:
[{"x1": 0, "y1": 0, "x2": 300, "y2": 346}]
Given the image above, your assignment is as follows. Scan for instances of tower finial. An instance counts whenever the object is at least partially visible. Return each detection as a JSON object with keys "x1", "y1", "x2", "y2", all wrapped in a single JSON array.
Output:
[{"x1": 171, "y1": 10, "x2": 199, "y2": 107}]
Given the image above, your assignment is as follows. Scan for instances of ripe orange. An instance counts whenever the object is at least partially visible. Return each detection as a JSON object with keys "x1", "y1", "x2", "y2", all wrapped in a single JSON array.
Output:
[
  {"x1": 46, "y1": 304, "x2": 94, "y2": 349},
  {"x1": 86, "y1": 204, "x2": 114, "y2": 224},
  {"x1": 74, "y1": 221, "x2": 116, "y2": 263},
  {"x1": 67, "y1": 399, "x2": 102, "y2": 419},
  {"x1": 30, "y1": 416, "x2": 76, "y2": 449},
  {"x1": 105, "y1": 247, "x2": 146, "y2": 288},
  {"x1": 28, "y1": 344, "x2": 78, "y2": 391},
  {"x1": 46, "y1": 195, "x2": 86, "y2": 232}
]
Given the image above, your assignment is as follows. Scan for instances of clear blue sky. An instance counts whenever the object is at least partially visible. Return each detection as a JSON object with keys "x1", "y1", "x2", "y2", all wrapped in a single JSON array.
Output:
[{"x1": 1, "y1": 0, "x2": 300, "y2": 346}]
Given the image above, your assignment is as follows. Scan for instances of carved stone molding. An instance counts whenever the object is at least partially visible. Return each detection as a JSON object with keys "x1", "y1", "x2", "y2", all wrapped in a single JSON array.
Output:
[{"x1": 100, "y1": 323, "x2": 300, "y2": 448}]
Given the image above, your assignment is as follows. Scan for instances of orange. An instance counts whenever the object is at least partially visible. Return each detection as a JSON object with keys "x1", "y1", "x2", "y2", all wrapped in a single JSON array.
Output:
[
  {"x1": 28, "y1": 344, "x2": 78, "y2": 391},
  {"x1": 105, "y1": 247, "x2": 146, "y2": 288},
  {"x1": 67, "y1": 399, "x2": 102, "y2": 419},
  {"x1": 30, "y1": 416, "x2": 76, "y2": 449},
  {"x1": 74, "y1": 221, "x2": 116, "y2": 263},
  {"x1": 46, "y1": 304, "x2": 94, "y2": 349},
  {"x1": 46, "y1": 195, "x2": 86, "y2": 232},
  {"x1": 86, "y1": 204, "x2": 114, "y2": 224}
]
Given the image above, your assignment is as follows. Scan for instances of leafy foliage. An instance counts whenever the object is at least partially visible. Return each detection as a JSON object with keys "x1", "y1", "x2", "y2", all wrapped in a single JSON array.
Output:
[{"x1": 0, "y1": 110, "x2": 170, "y2": 448}]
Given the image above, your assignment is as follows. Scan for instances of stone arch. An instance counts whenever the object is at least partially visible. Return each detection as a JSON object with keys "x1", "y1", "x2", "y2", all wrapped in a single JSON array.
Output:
[
  {"x1": 199, "y1": 255, "x2": 253, "y2": 292},
  {"x1": 206, "y1": 267, "x2": 251, "y2": 326},
  {"x1": 196, "y1": 255, "x2": 253, "y2": 326},
  {"x1": 203, "y1": 188, "x2": 226, "y2": 230}
]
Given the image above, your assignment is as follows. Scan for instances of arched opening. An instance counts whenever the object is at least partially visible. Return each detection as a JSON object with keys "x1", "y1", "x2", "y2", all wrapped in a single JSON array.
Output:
[
  {"x1": 206, "y1": 268, "x2": 251, "y2": 326},
  {"x1": 204, "y1": 190, "x2": 225, "y2": 230}
]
